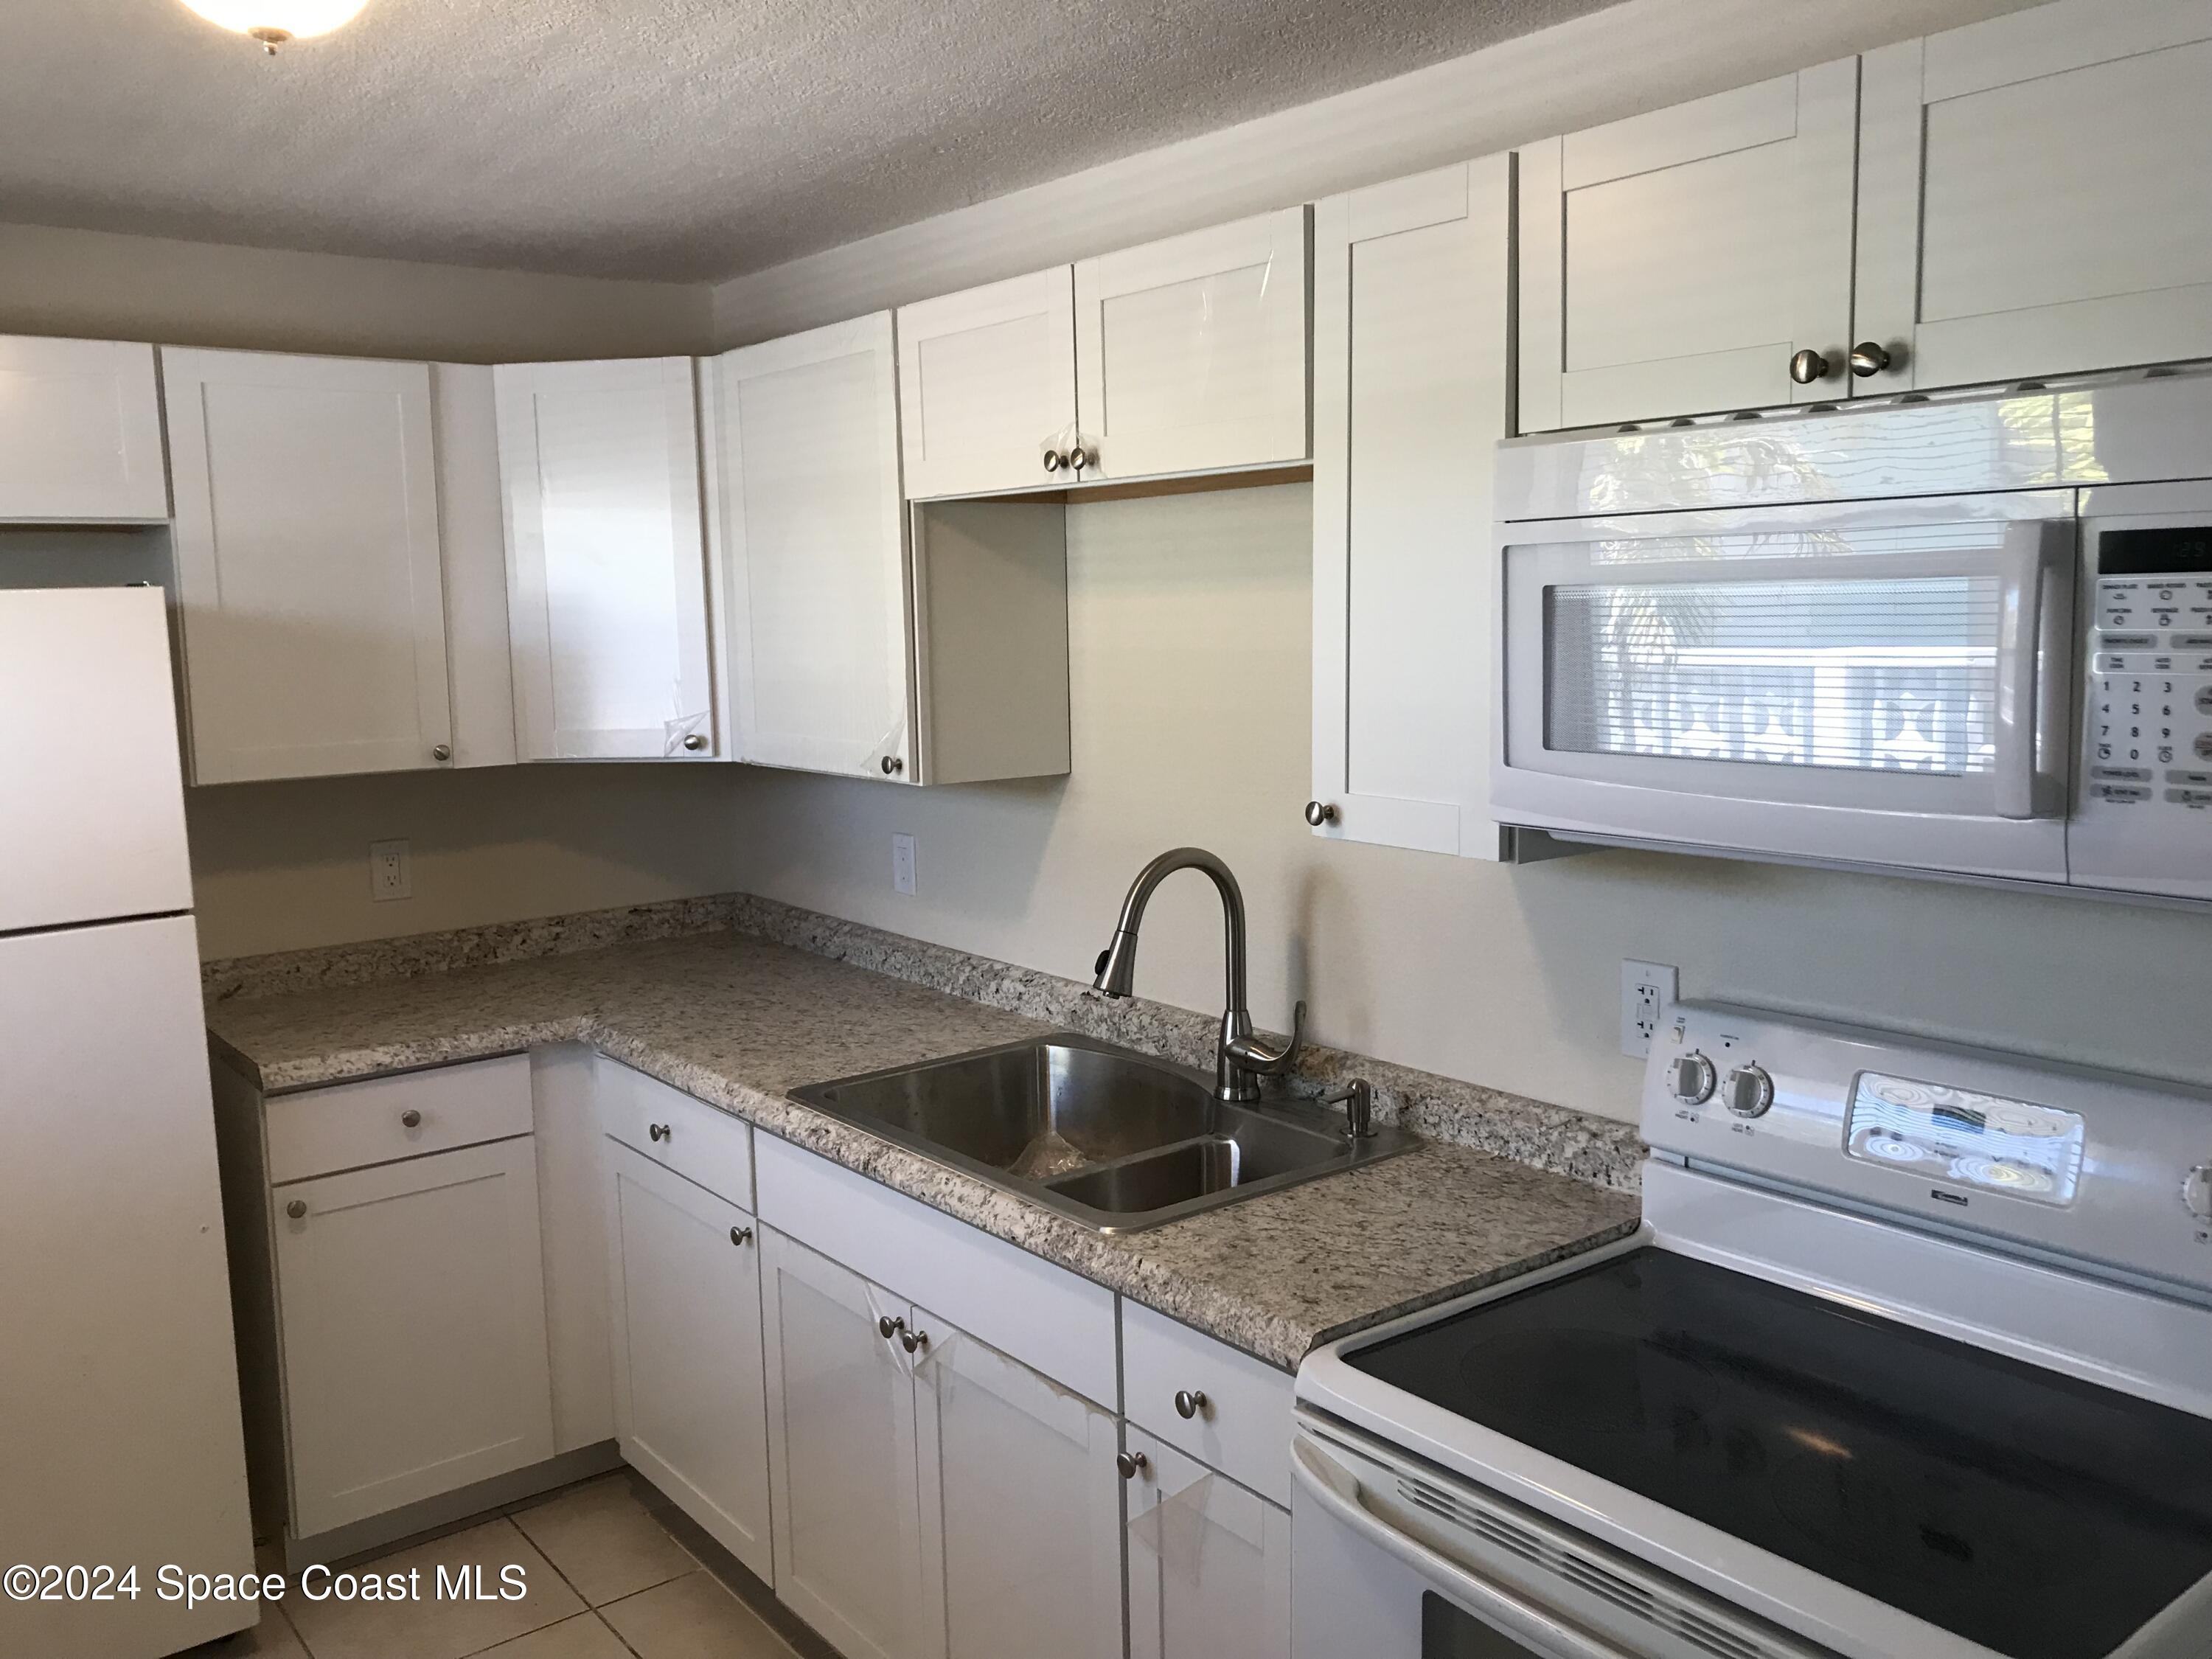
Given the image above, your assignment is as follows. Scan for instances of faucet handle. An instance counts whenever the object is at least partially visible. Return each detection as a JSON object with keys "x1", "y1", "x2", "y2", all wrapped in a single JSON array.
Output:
[{"x1": 1225, "y1": 1000, "x2": 1304, "y2": 1076}]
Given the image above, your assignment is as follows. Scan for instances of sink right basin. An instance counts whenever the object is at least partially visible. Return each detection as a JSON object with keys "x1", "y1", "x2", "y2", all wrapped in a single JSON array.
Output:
[{"x1": 789, "y1": 1032, "x2": 1414, "y2": 1232}]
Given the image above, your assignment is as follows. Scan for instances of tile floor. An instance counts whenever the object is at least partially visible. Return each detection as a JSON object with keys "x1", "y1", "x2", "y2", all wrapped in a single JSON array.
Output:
[{"x1": 193, "y1": 1473, "x2": 799, "y2": 1659}]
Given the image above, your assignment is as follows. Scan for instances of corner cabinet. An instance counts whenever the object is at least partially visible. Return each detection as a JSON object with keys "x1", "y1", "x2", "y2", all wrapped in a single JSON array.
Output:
[
  {"x1": 164, "y1": 348, "x2": 456, "y2": 783},
  {"x1": 0, "y1": 335, "x2": 167, "y2": 522},
  {"x1": 1310, "y1": 159, "x2": 1513, "y2": 858},
  {"x1": 494, "y1": 356, "x2": 719, "y2": 761},
  {"x1": 1856, "y1": 0, "x2": 2212, "y2": 392},
  {"x1": 1517, "y1": 61, "x2": 1859, "y2": 431},
  {"x1": 709, "y1": 314, "x2": 914, "y2": 779},
  {"x1": 1072, "y1": 206, "x2": 1310, "y2": 482}
]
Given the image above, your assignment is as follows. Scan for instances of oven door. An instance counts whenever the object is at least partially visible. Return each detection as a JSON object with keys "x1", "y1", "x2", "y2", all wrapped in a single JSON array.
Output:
[
  {"x1": 1291, "y1": 1420, "x2": 1834, "y2": 1659},
  {"x1": 1492, "y1": 490, "x2": 2075, "y2": 881}
]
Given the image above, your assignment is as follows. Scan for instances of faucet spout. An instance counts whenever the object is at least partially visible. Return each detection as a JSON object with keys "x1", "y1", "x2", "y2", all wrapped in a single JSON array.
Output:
[{"x1": 1091, "y1": 847, "x2": 1301, "y2": 1103}]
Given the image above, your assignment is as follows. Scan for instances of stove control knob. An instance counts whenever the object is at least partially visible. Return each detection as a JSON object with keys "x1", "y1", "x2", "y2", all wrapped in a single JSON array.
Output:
[
  {"x1": 1723, "y1": 1064, "x2": 1774, "y2": 1119},
  {"x1": 1670, "y1": 1051, "x2": 1717, "y2": 1106},
  {"x1": 2185, "y1": 1164, "x2": 2212, "y2": 1222}
]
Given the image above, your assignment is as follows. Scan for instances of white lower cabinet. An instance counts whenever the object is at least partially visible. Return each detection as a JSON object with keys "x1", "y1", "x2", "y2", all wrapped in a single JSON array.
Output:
[
  {"x1": 272, "y1": 1135, "x2": 554, "y2": 1539},
  {"x1": 604, "y1": 1141, "x2": 773, "y2": 1579},
  {"x1": 1124, "y1": 1427, "x2": 1292, "y2": 1659},
  {"x1": 760, "y1": 1228, "x2": 928, "y2": 1659},
  {"x1": 913, "y1": 1307, "x2": 1124, "y2": 1659}
]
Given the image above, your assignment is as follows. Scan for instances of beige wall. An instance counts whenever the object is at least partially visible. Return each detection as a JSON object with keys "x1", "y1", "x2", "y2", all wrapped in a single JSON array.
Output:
[
  {"x1": 0, "y1": 222, "x2": 710, "y2": 360},
  {"x1": 185, "y1": 765, "x2": 745, "y2": 961},
  {"x1": 724, "y1": 486, "x2": 2212, "y2": 1125}
]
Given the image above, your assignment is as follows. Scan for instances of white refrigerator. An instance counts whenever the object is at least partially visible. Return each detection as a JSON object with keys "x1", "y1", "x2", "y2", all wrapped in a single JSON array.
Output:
[{"x1": 0, "y1": 587, "x2": 256, "y2": 1655}]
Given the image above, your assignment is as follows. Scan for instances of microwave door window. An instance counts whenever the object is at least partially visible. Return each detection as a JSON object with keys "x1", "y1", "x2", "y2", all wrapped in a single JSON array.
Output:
[{"x1": 1543, "y1": 577, "x2": 2006, "y2": 779}]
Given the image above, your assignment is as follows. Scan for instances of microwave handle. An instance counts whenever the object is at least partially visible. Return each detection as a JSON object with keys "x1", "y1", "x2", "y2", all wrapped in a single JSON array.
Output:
[
  {"x1": 1292, "y1": 1436, "x2": 1640, "y2": 1659},
  {"x1": 1992, "y1": 521, "x2": 2073, "y2": 821}
]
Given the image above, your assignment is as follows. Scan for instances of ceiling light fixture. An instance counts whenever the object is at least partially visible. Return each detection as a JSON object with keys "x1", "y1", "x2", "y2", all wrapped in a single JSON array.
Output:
[{"x1": 177, "y1": 0, "x2": 369, "y2": 54}]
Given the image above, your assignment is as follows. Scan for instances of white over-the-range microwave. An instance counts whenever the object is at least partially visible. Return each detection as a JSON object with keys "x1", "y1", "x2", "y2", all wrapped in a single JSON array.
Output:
[{"x1": 1491, "y1": 366, "x2": 2212, "y2": 905}]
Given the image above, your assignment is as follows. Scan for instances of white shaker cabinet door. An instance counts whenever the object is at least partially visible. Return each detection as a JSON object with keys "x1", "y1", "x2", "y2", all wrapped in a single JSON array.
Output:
[
  {"x1": 1073, "y1": 206, "x2": 1310, "y2": 481},
  {"x1": 164, "y1": 348, "x2": 454, "y2": 783},
  {"x1": 1517, "y1": 60, "x2": 1858, "y2": 430},
  {"x1": 495, "y1": 357, "x2": 717, "y2": 760},
  {"x1": 760, "y1": 1228, "x2": 928, "y2": 1659},
  {"x1": 1311, "y1": 160, "x2": 1512, "y2": 859},
  {"x1": 1857, "y1": 0, "x2": 2212, "y2": 394},
  {"x1": 710, "y1": 313, "x2": 914, "y2": 779},
  {"x1": 604, "y1": 1141, "x2": 773, "y2": 1579},
  {"x1": 911, "y1": 1311, "x2": 1123, "y2": 1659},
  {"x1": 897, "y1": 267, "x2": 1077, "y2": 499},
  {"x1": 273, "y1": 1137, "x2": 554, "y2": 1539},
  {"x1": 0, "y1": 335, "x2": 167, "y2": 521},
  {"x1": 1125, "y1": 1429, "x2": 1292, "y2": 1659}
]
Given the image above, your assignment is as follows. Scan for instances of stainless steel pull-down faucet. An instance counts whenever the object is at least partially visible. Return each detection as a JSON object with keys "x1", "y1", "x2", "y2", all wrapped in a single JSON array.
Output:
[{"x1": 1091, "y1": 847, "x2": 1302, "y2": 1103}]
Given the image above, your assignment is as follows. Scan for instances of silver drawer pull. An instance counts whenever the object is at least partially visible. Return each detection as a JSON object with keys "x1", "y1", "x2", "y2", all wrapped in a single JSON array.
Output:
[
  {"x1": 1174, "y1": 1388, "x2": 1208, "y2": 1420},
  {"x1": 729, "y1": 1225, "x2": 753, "y2": 1248},
  {"x1": 1116, "y1": 1450, "x2": 1148, "y2": 1480},
  {"x1": 400, "y1": 1108, "x2": 422, "y2": 1129},
  {"x1": 900, "y1": 1326, "x2": 929, "y2": 1354},
  {"x1": 285, "y1": 1199, "x2": 307, "y2": 1220},
  {"x1": 648, "y1": 1123, "x2": 670, "y2": 1143},
  {"x1": 878, "y1": 1315, "x2": 905, "y2": 1340}
]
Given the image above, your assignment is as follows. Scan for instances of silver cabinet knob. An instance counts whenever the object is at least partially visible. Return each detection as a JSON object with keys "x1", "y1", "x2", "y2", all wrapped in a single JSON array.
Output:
[
  {"x1": 1304, "y1": 801, "x2": 1338, "y2": 827},
  {"x1": 1848, "y1": 341, "x2": 1894, "y2": 378},
  {"x1": 2184, "y1": 1163, "x2": 2212, "y2": 1222},
  {"x1": 1670, "y1": 1052, "x2": 1717, "y2": 1107},
  {"x1": 647, "y1": 1122, "x2": 670, "y2": 1143},
  {"x1": 285, "y1": 1199, "x2": 307, "y2": 1220},
  {"x1": 900, "y1": 1326, "x2": 929, "y2": 1354},
  {"x1": 881, "y1": 755, "x2": 905, "y2": 775},
  {"x1": 1067, "y1": 445, "x2": 1089, "y2": 472},
  {"x1": 400, "y1": 1108, "x2": 422, "y2": 1130},
  {"x1": 682, "y1": 733, "x2": 707, "y2": 752},
  {"x1": 431, "y1": 743, "x2": 452, "y2": 762},
  {"x1": 1789, "y1": 348, "x2": 1833, "y2": 385},
  {"x1": 1043, "y1": 451, "x2": 1064, "y2": 473},
  {"x1": 1116, "y1": 1450, "x2": 1148, "y2": 1480},
  {"x1": 1722, "y1": 1065, "x2": 1773, "y2": 1119},
  {"x1": 878, "y1": 1315, "x2": 905, "y2": 1340},
  {"x1": 1173, "y1": 1388, "x2": 1208, "y2": 1420},
  {"x1": 729, "y1": 1225, "x2": 754, "y2": 1248}
]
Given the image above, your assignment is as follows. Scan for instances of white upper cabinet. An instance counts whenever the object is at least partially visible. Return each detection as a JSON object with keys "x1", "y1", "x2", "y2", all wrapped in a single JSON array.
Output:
[
  {"x1": 1311, "y1": 160, "x2": 1512, "y2": 860},
  {"x1": 710, "y1": 314, "x2": 913, "y2": 779},
  {"x1": 0, "y1": 336, "x2": 167, "y2": 522},
  {"x1": 1517, "y1": 61, "x2": 1859, "y2": 430},
  {"x1": 897, "y1": 268, "x2": 1079, "y2": 499},
  {"x1": 164, "y1": 348, "x2": 455, "y2": 784},
  {"x1": 1073, "y1": 207, "x2": 1310, "y2": 481},
  {"x1": 495, "y1": 357, "x2": 717, "y2": 761},
  {"x1": 1857, "y1": 0, "x2": 2212, "y2": 393}
]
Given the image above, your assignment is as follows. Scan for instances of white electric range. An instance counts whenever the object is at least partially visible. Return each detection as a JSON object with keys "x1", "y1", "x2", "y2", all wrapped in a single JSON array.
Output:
[{"x1": 1293, "y1": 1003, "x2": 2212, "y2": 1659}]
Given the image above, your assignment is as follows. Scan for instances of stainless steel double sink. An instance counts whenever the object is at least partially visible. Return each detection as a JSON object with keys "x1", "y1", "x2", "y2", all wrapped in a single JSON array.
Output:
[{"x1": 789, "y1": 1033, "x2": 1413, "y2": 1232}]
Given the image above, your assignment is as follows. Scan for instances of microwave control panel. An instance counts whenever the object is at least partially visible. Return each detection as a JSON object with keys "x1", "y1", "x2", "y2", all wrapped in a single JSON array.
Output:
[{"x1": 2076, "y1": 523, "x2": 2212, "y2": 900}]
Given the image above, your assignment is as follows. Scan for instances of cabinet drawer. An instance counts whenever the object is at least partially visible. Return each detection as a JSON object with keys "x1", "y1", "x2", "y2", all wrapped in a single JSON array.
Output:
[
  {"x1": 1122, "y1": 1299, "x2": 1295, "y2": 1506},
  {"x1": 265, "y1": 1055, "x2": 532, "y2": 1186},
  {"x1": 599, "y1": 1057, "x2": 754, "y2": 1208},
  {"x1": 754, "y1": 1132, "x2": 1116, "y2": 1405}
]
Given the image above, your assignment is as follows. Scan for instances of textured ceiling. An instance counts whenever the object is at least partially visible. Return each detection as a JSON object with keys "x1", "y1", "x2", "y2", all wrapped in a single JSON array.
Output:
[{"x1": 1, "y1": 0, "x2": 1624, "y2": 282}]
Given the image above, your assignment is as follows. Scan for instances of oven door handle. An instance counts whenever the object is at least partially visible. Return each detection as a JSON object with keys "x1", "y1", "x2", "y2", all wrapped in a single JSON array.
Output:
[{"x1": 1292, "y1": 1435, "x2": 1640, "y2": 1659}]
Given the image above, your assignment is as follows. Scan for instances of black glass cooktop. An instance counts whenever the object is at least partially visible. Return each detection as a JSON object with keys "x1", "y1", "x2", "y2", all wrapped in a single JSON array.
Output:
[{"x1": 1345, "y1": 1248, "x2": 2212, "y2": 1659}]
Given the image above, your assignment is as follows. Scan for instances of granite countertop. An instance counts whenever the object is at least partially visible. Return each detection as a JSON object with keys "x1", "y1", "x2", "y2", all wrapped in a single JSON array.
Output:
[{"x1": 207, "y1": 930, "x2": 1641, "y2": 1371}]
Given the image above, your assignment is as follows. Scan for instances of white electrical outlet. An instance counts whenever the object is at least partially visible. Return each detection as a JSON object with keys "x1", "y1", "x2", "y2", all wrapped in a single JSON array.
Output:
[
  {"x1": 891, "y1": 833, "x2": 917, "y2": 896},
  {"x1": 1620, "y1": 960, "x2": 1678, "y2": 1058},
  {"x1": 369, "y1": 838, "x2": 412, "y2": 902}
]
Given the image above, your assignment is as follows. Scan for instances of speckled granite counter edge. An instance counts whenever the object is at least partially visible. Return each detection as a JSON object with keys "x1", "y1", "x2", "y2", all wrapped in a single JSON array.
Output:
[{"x1": 206, "y1": 892, "x2": 1645, "y2": 1192}]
